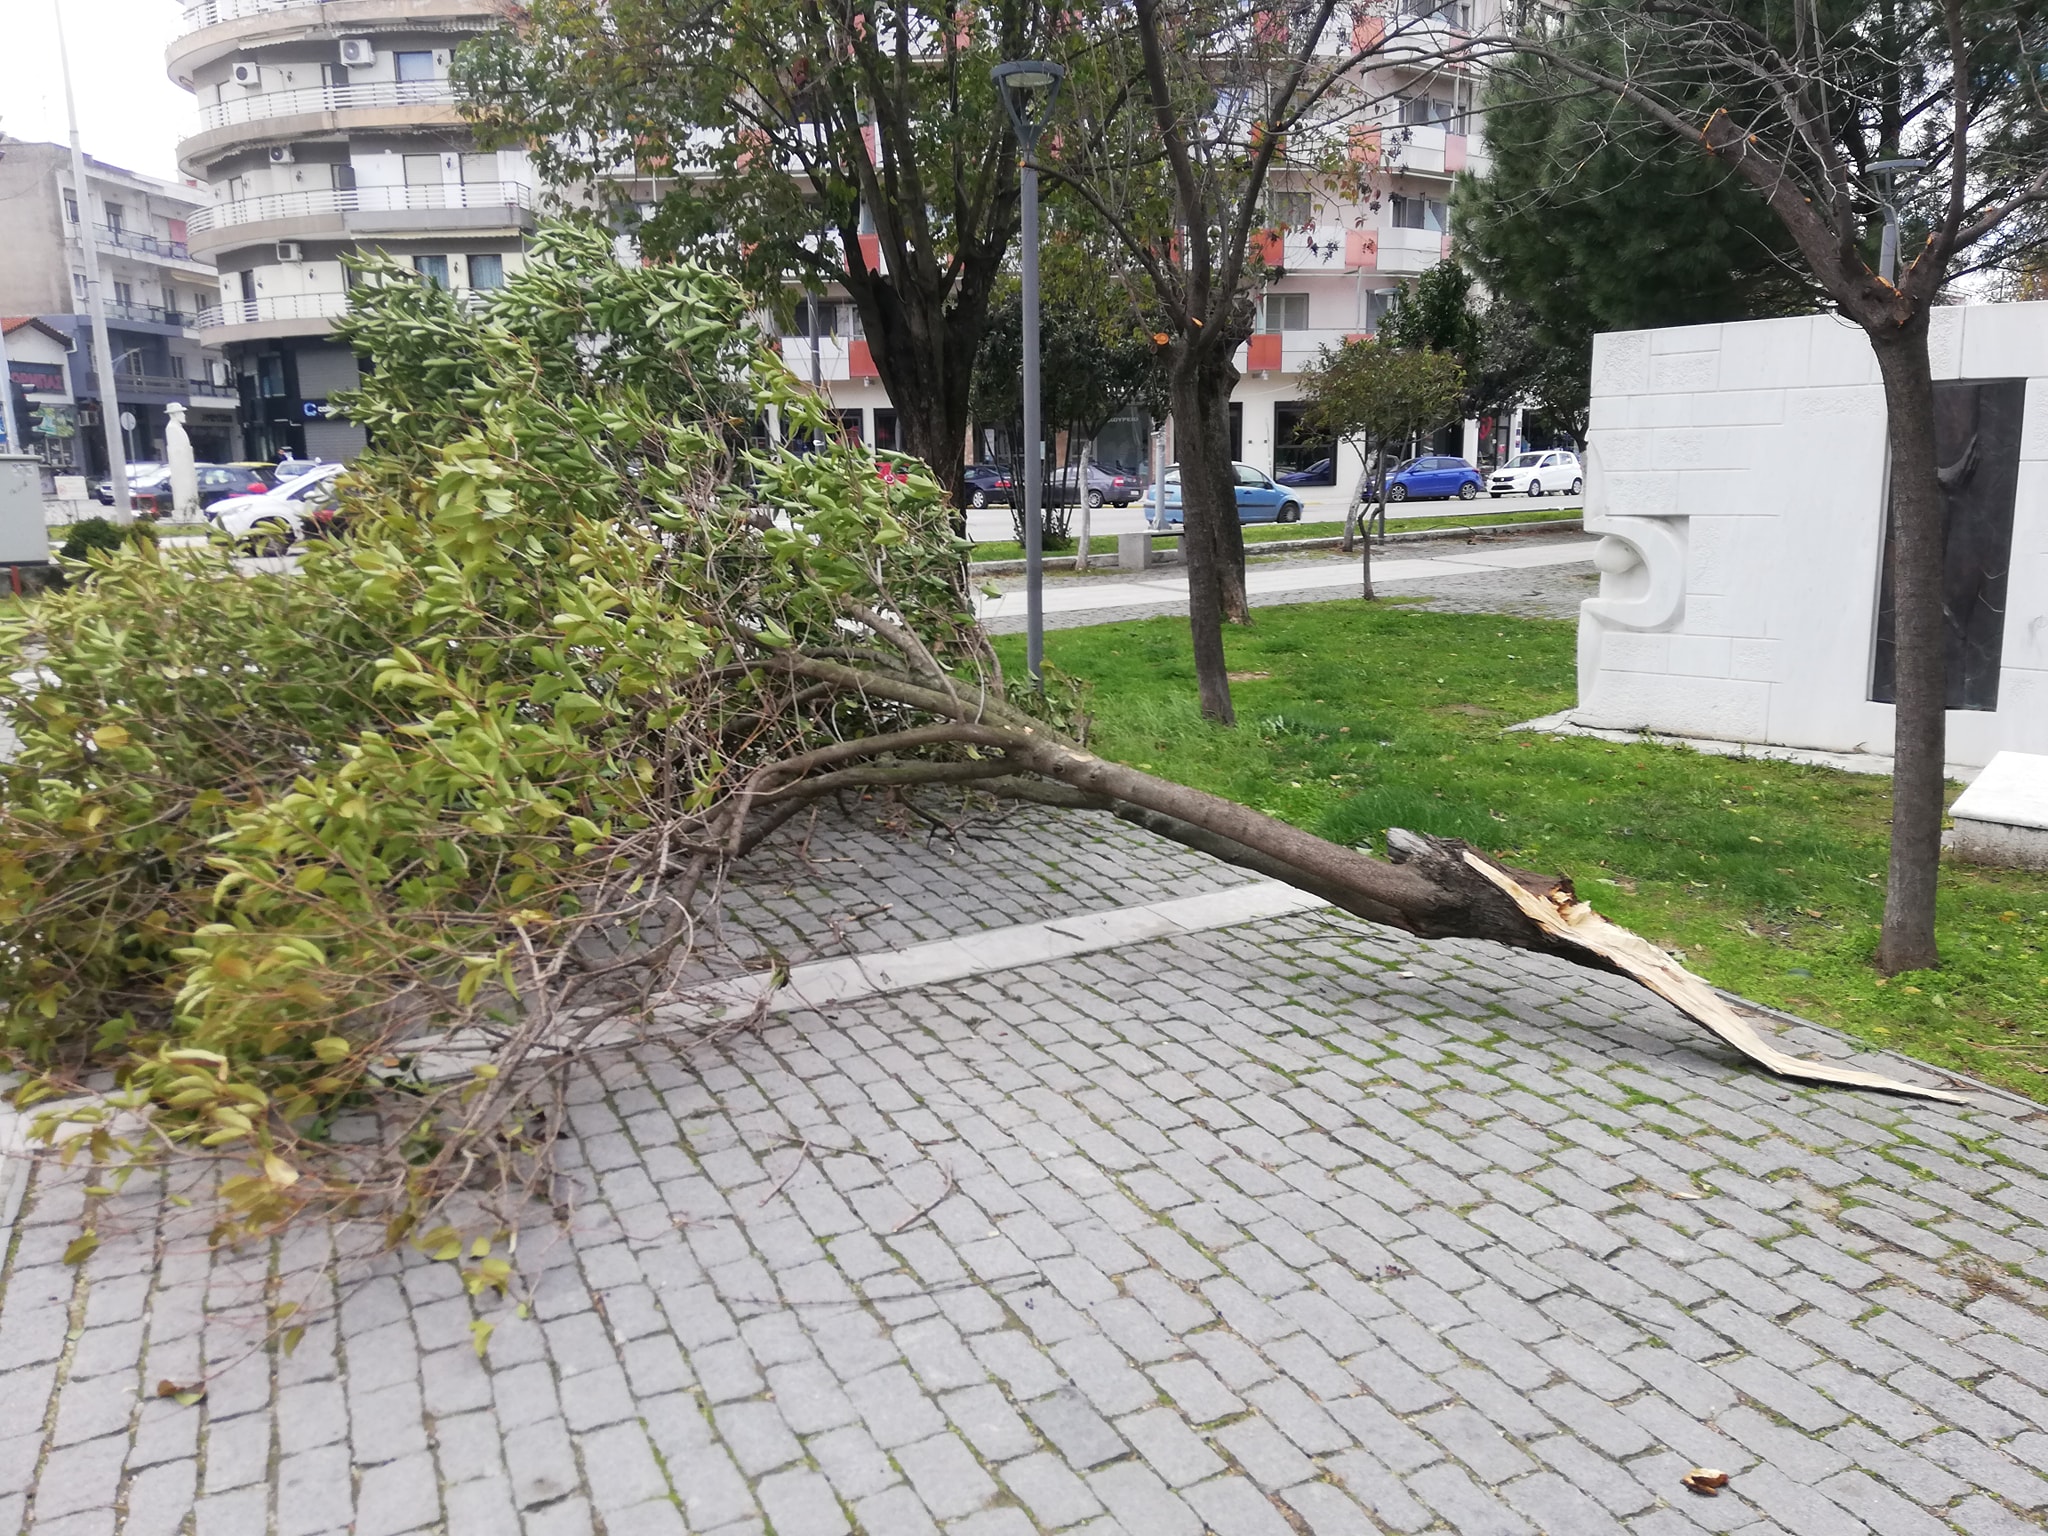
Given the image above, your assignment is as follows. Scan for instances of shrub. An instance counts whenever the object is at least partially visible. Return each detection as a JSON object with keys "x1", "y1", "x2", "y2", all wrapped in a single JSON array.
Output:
[{"x1": 0, "y1": 224, "x2": 992, "y2": 1244}]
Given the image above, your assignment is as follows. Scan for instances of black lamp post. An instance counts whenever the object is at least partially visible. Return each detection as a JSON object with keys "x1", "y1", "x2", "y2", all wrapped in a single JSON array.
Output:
[{"x1": 993, "y1": 59, "x2": 1065, "y2": 688}]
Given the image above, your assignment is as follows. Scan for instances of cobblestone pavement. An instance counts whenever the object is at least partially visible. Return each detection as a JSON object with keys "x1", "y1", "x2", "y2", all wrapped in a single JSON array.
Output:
[
  {"x1": 5, "y1": 804, "x2": 2048, "y2": 1536},
  {"x1": 980, "y1": 533, "x2": 1599, "y2": 633}
]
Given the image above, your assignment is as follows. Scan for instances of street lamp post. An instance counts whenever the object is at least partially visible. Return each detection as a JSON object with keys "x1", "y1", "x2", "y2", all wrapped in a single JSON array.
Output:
[
  {"x1": 993, "y1": 59, "x2": 1065, "y2": 690},
  {"x1": 1870, "y1": 158, "x2": 1928, "y2": 284}
]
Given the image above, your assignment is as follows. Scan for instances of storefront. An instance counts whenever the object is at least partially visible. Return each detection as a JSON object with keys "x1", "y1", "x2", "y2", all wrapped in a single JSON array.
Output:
[{"x1": 3, "y1": 319, "x2": 81, "y2": 472}]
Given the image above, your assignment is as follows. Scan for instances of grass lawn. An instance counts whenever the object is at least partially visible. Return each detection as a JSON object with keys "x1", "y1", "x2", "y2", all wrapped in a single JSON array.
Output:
[
  {"x1": 996, "y1": 602, "x2": 2048, "y2": 1102},
  {"x1": 968, "y1": 507, "x2": 1576, "y2": 565}
]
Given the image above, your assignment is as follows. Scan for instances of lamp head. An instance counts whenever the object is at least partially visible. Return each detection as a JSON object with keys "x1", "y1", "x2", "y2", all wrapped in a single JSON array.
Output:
[{"x1": 993, "y1": 60, "x2": 1066, "y2": 151}]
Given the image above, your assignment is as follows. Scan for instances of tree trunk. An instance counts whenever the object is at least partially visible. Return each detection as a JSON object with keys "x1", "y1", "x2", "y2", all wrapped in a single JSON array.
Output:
[
  {"x1": 1869, "y1": 320, "x2": 1946, "y2": 974},
  {"x1": 1173, "y1": 348, "x2": 1250, "y2": 625},
  {"x1": 1341, "y1": 437, "x2": 1367, "y2": 554},
  {"x1": 1075, "y1": 437, "x2": 1093, "y2": 572},
  {"x1": 1169, "y1": 362, "x2": 1239, "y2": 725},
  {"x1": 850, "y1": 258, "x2": 1001, "y2": 516}
]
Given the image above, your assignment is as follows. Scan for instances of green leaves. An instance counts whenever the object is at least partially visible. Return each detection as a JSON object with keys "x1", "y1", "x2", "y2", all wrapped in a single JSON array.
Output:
[{"x1": 0, "y1": 220, "x2": 983, "y2": 1256}]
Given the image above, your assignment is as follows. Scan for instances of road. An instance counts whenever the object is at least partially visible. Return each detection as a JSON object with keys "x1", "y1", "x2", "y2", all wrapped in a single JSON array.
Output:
[{"x1": 964, "y1": 485, "x2": 1581, "y2": 543}]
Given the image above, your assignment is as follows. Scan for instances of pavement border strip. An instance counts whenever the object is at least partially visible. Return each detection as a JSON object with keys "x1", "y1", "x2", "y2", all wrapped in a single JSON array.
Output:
[{"x1": 407, "y1": 878, "x2": 1332, "y2": 1082}]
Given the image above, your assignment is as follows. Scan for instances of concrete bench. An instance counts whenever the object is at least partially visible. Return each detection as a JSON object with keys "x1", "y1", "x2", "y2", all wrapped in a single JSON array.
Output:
[
  {"x1": 1116, "y1": 528, "x2": 1185, "y2": 571},
  {"x1": 1946, "y1": 751, "x2": 2048, "y2": 870}
]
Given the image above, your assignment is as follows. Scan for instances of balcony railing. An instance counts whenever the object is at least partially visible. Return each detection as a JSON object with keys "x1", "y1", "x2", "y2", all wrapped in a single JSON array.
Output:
[
  {"x1": 83, "y1": 370, "x2": 239, "y2": 399},
  {"x1": 104, "y1": 298, "x2": 194, "y2": 328},
  {"x1": 196, "y1": 79, "x2": 457, "y2": 132},
  {"x1": 185, "y1": 180, "x2": 535, "y2": 234},
  {"x1": 195, "y1": 292, "x2": 353, "y2": 328},
  {"x1": 73, "y1": 221, "x2": 195, "y2": 262},
  {"x1": 180, "y1": 0, "x2": 327, "y2": 28}
]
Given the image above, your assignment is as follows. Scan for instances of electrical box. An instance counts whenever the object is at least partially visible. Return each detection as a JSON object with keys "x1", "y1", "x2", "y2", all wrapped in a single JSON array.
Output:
[{"x1": 0, "y1": 456, "x2": 52, "y2": 566}]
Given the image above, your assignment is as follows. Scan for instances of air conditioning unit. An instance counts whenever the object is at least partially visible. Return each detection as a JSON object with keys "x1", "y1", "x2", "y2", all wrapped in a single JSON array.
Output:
[
  {"x1": 338, "y1": 37, "x2": 375, "y2": 67},
  {"x1": 231, "y1": 61, "x2": 260, "y2": 87},
  {"x1": 276, "y1": 241, "x2": 304, "y2": 262},
  {"x1": 269, "y1": 145, "x2": 295, "y2": 165}
]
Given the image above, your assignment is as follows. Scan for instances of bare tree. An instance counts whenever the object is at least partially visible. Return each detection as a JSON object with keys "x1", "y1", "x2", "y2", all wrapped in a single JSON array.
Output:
[
  {"x1": 1494, "y1": 0, "x2": 2048, "y2": 971},
  {"x1": 1046, "y1": 0, "x2": 1469, "y2": 723}
]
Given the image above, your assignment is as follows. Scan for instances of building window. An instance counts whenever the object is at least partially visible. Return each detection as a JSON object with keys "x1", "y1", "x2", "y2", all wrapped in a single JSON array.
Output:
[
  {"x1": 1398, "y1": 95, "x2": 1457, "y2": 127},
  {"x1": 1366, "y1": 287, "x2": 1401, "y2": 333},
  {"x1": 793, "y1": 296, "x2": 838, "y2": 337},
  {"x1": 413, "y1": 254, "x2": 450, "y2": 288},
  {"x1": 468, "y1": 253, "x2": 505, "y2": 290},
  {"x1": 331, "y1": 162, "x2": 357, "y2": 192},
  {"x1": 1265, "y1": 188, "x2": 1313, "y2": 228},
  {"x1": 105, "y1": 203, "x2": 124, "y2": 234},
  {"x1": 394, "y1": 50, "x2": 436, "y2": 83},
  {"x1": 1390, "y1": 195, "x2": 1449, "y2": 233},
  {"x1": 72, "y1": 272, "x2": 87, "y2": 298},
  {"x1": 114, "y1": 281, "x2": 134, "y2": 309},
  {"x1": 64, "y1": 194, "x2": 79, "y2": 224},
  {"x1": 257, "y1": 354, "x2": 287, "y2": 399},
  {"x1": 1261, "y1": 293, "x2": 1310, "y2": 332},
  {"x1": 403, "y1": 153, "x2": 445, "y2": 187}
]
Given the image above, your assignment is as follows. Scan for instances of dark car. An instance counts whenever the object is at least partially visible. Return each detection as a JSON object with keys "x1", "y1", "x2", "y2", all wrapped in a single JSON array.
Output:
[
  {"x1": 961, "y1": 463, "x2": 1014, "y2": 509},
  {"x1": 1276, "y1": 457, "x2": 1336, "y2": 487},
  {"x1": 1385, "y1": 455, "x2": 1483, "y2": 502},
  {"x1": 129, "y1": 463, "x2": 282, "y2": 519},
  {"x1": 1049, "y1": 461, "x2": 1141, "y2": 508}
]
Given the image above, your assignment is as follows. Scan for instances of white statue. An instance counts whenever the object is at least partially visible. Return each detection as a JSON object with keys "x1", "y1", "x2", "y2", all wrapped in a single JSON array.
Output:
[{"x1": 166, "y1": 401, "x2": 200, "y2": 521}]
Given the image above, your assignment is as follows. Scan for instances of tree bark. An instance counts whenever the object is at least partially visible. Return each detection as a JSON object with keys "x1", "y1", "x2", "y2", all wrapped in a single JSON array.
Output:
[
  {"x1": 849, "y1": 245, "x2": 1003, "y2": 514},
  {"x1": 1870, "y1": 319, "x2": 1946, "y2": 974},
  {"x1": 1169, "y1": 358, "x2": 1242, "y2": 724}
]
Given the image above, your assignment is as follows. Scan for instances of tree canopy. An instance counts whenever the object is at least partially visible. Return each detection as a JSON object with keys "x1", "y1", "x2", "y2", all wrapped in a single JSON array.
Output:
[{"x1": 457, "y1": 0, "x2": 1052, "y2": 500}]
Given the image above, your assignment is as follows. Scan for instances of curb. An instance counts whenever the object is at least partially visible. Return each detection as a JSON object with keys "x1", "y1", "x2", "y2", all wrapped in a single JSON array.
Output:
[{"x1": 968, "y1": 517, "x2": 1585, "y2": 575}]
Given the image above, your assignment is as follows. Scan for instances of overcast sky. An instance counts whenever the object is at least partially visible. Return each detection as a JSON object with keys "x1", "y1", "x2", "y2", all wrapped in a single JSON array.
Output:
[{"x1": 1, "y1": 0, "x2": 196, "y2": 183}]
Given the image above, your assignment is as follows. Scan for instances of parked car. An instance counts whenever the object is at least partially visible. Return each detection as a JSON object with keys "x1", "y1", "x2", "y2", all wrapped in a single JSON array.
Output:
[
  {"x1": 212, "y1": 464, "x2": 347, "y2": 553},
  {"x1": 93, "y1": 464, "x2": 165, "y2": 505},
  {"x1": 1049, "y1": 461, "x2": 1141, "y2": 508},
  {"x1": 1276, "y1": 457, "x2": 1336, "y2": 487},
  {"x1": 1147, "y1": 463, "x2": 1304, "y2": 525},
  {"x1": 103, "y1": 463, "x2": 281, "y2": 518},
  {"x1": 1488, "y1": 449, "x2": 1583, "y2": 498},
  {"x1": 960, "y1": 463, "x2": 1014, "y2": 508},
  {"x1": 1384, "y1": 455, "x2": 1484, "y2": 502}
]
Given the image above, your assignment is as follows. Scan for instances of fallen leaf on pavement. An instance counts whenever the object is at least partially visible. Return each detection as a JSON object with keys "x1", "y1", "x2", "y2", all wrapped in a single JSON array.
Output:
[{"x1": 1682, "y1": 1469, "x2": 1729, "y2": 1496}]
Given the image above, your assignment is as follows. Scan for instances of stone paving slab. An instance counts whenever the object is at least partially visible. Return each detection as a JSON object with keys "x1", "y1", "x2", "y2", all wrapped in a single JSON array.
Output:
[{"x1": 5, "y1": 807, "x2": 2048, "y2": 1536}]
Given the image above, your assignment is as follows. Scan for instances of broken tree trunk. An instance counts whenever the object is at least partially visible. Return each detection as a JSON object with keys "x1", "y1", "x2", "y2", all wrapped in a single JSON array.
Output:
[{"x1": 759, "y1": 649, "x2": 1963, "y2": 1103}]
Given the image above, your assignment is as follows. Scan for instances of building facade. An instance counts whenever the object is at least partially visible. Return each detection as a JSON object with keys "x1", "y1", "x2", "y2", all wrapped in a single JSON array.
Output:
[
  {"x1": 0, "y1": 139, "x2": 238, "y2": 474},
  {"x1": 166, "y1": 0, "x2": 541, "y2": 461}
]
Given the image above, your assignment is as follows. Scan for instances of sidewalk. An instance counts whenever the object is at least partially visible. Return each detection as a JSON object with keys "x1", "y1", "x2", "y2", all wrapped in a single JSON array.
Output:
[
  {"x1": 3, "y1": 799, "x2": 2045, "y2": 1536},
  {"x1": 975, "y1": 535, "x2": 1601, "y2": 630}
]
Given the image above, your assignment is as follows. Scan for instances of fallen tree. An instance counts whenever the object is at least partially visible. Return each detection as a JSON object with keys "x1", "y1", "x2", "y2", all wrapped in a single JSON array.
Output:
[{"x1": 0, "y1": 226, "x2": 1956, "y2": 1267}]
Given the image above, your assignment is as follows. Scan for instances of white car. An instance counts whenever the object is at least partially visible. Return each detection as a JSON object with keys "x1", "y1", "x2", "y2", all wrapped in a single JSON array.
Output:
[
  {"x1": 1488, "y1": 449, "x2": 1583, "y2": 498},
  {"x1": 211, "y1": 464, "x2": 346, "y2": 553}
]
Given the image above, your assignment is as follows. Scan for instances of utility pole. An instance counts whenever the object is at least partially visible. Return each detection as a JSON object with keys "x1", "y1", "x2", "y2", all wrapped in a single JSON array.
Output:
[{"x1": 56, "y1": 0, "x2": 131, "y2": 522}]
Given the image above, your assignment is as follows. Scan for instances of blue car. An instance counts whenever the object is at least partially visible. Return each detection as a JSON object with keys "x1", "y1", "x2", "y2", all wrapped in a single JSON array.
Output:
[
  {"x1": 1384, "y1": 455, "x2": 1483, "y2": 502},
  {"x1": 1147, "y1": 462, "x2": 1304, "y2": 525}
]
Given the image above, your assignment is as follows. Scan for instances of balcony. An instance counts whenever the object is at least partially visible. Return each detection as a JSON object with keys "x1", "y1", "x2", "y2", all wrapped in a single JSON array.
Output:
[
  {"x1": 81, "y1": 370, "x2": 240, "y2": 402},
  {"x1": 196, "y1": 78, "x2": 458, "y2": 133},
  {"x1": 1235, "y1": 329, "x2": 1369, "y2": 376},
  {"x1": 776, "y1": 335, "x2": 880, "y2": 384},
  {"x1": 195, "y1": 291, "x2": 353, "y2": 332},
  {"x1": 180, "y1": 0, "x2": 324, "y2": 25},
  {"x1": 104, "y1": 298, "x2": 197, "y2": 329},
  {"x1": 185, "y1": 180, "x2": 535, "y2": 235}
]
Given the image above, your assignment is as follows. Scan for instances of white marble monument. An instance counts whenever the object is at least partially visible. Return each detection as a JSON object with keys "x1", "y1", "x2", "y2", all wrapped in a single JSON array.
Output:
[{"x1": 1572, "y1": 304, "x2": 2048, "y2": 774}]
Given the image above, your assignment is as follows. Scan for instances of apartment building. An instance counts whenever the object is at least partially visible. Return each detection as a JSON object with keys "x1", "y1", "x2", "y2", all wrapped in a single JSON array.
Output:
[
  {"x1": 167, "y1": 0, "x2": 542, "y2": 460},
  {"x1": 0, "y1": 138, "x2": 238, "y2": 474}
]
